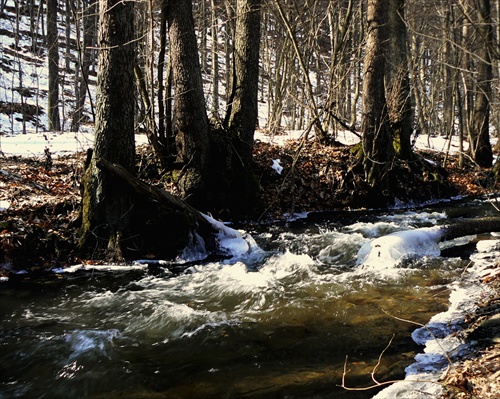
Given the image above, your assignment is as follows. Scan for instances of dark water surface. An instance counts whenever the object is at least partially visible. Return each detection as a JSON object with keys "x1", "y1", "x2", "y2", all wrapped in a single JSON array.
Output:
[{"x1": 0, "y1": 199, "x2": 494, "y2": 399}]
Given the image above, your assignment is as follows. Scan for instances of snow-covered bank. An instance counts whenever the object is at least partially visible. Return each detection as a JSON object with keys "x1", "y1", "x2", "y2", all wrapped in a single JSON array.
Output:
[{"x1": 373, "y1": 239, "x2": 500, "y2": 399}]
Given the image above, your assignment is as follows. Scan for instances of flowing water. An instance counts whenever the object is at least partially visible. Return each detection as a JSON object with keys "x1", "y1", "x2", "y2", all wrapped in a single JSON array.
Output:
[{"x1": 1, "y1": 198, "x2": 498, "y2": 399}]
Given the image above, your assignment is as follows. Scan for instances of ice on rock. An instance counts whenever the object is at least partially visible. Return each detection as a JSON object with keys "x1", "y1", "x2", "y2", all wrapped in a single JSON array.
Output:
[{"x1": 356, "y1": 227, "x2": 444, "y2": 269}]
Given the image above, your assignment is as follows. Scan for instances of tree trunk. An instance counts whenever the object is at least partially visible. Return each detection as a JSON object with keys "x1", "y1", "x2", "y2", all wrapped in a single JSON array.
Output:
[
  {"x1": 47, "y1": 0, "x2": 61, "y2": 131},
  {"x1": 386, "y1": 0, "x2": 413, "y2": 159},
  {"x1": 158, "y1": 4, "x2": 168, "y2": 143},
  {"x1": 441, "y1": 0, "x2": 454, "y2": 140},
  {"x1": 225, "y1": 0, "x2": 261, "y2": 166},
  {"x1": 79, "y1": 0, "x2": 136, "y2": 260},
  {"x1": 167, "y1": 0, "x2": 210, "y2": 207},
  {"x1": 65, "y1": 0, "x2": 71, "y2": 70},
  {"x1": 224, "y1": 0, "x2": 234, "y2": 103},
  {"x1": 471, "y1": 0, "x2": 493, "y2": 167},
  {"x1": 217, "y1": 0, "x2": 262, "y2": 217},
  {"x1": 211, "y1": 0, "x2": 220, "y2": 118},
  {"x1": 71, "y1": 0, "x2": 96, "y2": 131},
  {"x1": 96, "y1": 158, "x2": 218, "y2": 259},
  {"x1": 361, "y1": 0, "x2": 393, "y2": 186}
]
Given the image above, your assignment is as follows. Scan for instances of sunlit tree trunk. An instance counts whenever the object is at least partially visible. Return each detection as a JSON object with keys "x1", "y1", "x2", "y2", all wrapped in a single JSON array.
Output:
[
  {"x1": 225, "y1": 0, "x2": 261, "y2": 166},
  {"x1": 79, "y1": 0, "x2": 136, "y2": 260},
  {"x1": 471, "y1": 0, "x2": 493, "y2": 167},
  {"x1": 224, "y1": 0, "x2": 234, "y2": 103},
  {"x1": 47, "y1": 0, "x2": 61, "y2": 131},
  {"x1": 71, "y1": 0, "x2": 97, "y2": 131},
  {"x1": 441, "y1": 0, "x2": 454, "y2": 139},
  {"x1": 211, "y1": 0, "x2": 220, "y2": 118},
  {"x1": 361, "y1": 0, "x2": 393, "y2": 186}
]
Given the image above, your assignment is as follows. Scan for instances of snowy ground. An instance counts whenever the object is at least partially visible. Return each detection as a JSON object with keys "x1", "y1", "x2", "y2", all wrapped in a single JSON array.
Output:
[
  {"x1": 0, "y1": 129, "x2": 149, "y2": 157},
  {"x1": 0, "y1": 126, "x2": 472, "y2": 159}
]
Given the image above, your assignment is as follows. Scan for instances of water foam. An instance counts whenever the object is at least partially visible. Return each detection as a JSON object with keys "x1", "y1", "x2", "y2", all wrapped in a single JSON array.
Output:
[{"x1": 64, "y1": 329, "x2": 121, "y2": 360}]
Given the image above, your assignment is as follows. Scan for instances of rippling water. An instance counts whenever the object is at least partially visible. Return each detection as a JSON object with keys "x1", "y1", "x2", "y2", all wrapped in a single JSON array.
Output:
[{"x1": 0, "y1": 200, "x2": 496, "y2": 398}]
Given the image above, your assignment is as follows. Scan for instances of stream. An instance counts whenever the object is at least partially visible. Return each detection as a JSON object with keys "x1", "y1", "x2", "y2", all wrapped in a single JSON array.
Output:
[{"x1": 1, "y1": 197, "x2": 499, "y2": 399}]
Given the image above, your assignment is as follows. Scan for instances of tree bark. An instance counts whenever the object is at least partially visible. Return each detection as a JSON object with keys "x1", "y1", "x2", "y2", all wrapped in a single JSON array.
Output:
[
  {"x1": 361, "y1": 0, "x2": 393, "y2": 187},
  {"x1": 471, "y1": 0, "x2": 493, "y2": 167},
  {"x1": 225, "y1": 0, "x2": 261, "y2": 167},
  {"x1": 71, "y1": 0, "x2": 96, "y2": 131},
  {"x1": 79, "y1": 0, "x2": 136, "y2": 260},
  {"x1": 47, "y1": 0, "x2": 61, "y2": 131},
  {"x1": 386, "y1": 0, "x2": 413, "y2": 160},
  {"x1": 167, "y1": 0, "x2": 210, "y2": 207},
  {"x1": 211, "y1": 0, "x2": 220, "y2": 118},
  {"x1": 214, "y1": 0, "x2": 262, "y2": 218}
]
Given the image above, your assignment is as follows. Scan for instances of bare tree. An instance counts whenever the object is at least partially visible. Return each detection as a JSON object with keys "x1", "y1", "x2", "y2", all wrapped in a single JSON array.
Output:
[
  {"x1": 361, "y1": 0, "x2": 393, "y2": 186},
  {"x1": 47, "y1": 0, "x2": 61, "y2": 131},
  {"x1": 386, "y1": 0, "x2": 413, "y2": 159},
  {"x1": 225, "y1": 0, "x2": 262, "y2": 166},
  {"x1": 167, "y1": 0, "x2": 211, "y2": 206},
  {"x1": 79, "y1": 0, "x2": 136, "y2": 259},
  {"x1": 471, "y1": 0, "x2": 494, "y2": 167},
  {"x1": 71, "y1": 0, "x2": 97, "y2": 131}
]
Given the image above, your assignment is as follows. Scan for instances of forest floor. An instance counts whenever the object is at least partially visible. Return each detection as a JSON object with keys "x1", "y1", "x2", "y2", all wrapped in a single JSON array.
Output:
[{"x1": 1, "y1": 138, "x2": 500, "y2": 397}]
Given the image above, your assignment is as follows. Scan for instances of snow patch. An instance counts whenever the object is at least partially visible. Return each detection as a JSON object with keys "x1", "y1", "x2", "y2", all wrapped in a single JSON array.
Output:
[
  {"x1": 272, "y1": 159, "x2": 283, "y2": 174},
  {"x1": 0, "y1": 131, "x2": 148, "y2": 157},
  {"x1": 200, "y1": 213, "x2": 262, "y2": 260},
  {"x1": 0, "y1": 200, "x2": 10, "y2": 211},
  {"x1": 53, "y1": 264, "x2": 148, "y2": 273}
]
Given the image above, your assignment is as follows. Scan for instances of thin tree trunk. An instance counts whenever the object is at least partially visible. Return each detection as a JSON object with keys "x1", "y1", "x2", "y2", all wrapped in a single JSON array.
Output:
[
  {"x1": 211, "y1": 0, "x2": 220, "y2": 118},
  {"x1": 47, "y1": 0, "x2": 61, "y2": 131},
  {"x1": 65, "y1": 0, "x2": 71, "y2": 70},
  {"x1": 158, "y1": 4, "x2": 168, "y2": 142},
  {"x1": 71, "y1": 0, "x2": 96, "y2": 131},
  {"x1": 471, "y1": 0, "x2": 493, "y2": 167}
]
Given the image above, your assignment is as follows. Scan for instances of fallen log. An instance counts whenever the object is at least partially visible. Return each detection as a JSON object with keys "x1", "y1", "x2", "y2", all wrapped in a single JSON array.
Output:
[
  {"x1": 442, "y1": 216, "x2": 500, "y2": 240},
  {"x1": 96, "y1": 158, "x2": 218, "y2": 260}
]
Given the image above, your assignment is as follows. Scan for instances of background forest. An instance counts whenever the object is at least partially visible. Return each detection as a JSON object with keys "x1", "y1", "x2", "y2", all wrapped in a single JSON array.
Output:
[{"x1": 1, "y1": 0, "x2": 500, "y2": 159}]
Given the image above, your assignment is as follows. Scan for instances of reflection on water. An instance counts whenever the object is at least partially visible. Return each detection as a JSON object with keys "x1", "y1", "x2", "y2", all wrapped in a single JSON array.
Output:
[{"x1": 0, "y1": 204, "x2": 487, "y2": 398}]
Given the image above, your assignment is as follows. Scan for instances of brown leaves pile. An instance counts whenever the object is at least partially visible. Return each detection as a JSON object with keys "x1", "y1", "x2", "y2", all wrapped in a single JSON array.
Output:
[
  {"x1": 253, "y1": 140, "x2": 368, "y2": 219},
  {"x1": 0, "y1": 155, "x2": 83, "y2": 272}
]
